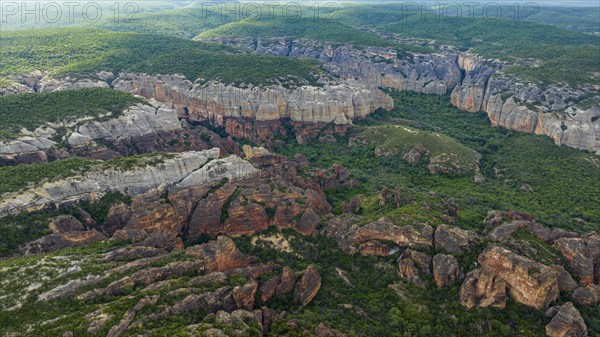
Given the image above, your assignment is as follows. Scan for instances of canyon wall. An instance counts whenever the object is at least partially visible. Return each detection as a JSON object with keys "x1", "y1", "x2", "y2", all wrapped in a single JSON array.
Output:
[
  {"x1": 210, "y1": 37, "x2": 600, "y2": 154},
  {"x1": 111, "y1": 74, "x2": 394, "y2": 143}
]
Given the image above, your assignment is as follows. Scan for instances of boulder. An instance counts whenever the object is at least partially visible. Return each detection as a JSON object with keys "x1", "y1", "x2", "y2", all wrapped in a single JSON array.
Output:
[
  {"x1": 48, "y1": 215, "x2": 85, "y2": 234},
  {"x1": 186, "y1": 236, "x2": 255, "y2": 272},
  {"x1": 259, "y1": 275, "x2": 281, "y2": 303},
  {"x1": 397, "y1": 249, "x2": 432, "y2": 287},
  {"x1": 434, "y1": 224, "x2": 477, "y2": 254},
  {"x1": 554, "y1": 236, "x2": 596, "y2": 286},
  {"x1": 276, "y1": 266, "x2": 297, "y2": 296},
  {"x1": 233, "y1": 280, "x2": 259, "y2": 310},
  {"x1": 341, "y1": 197, "x2": 361, "y2": 214},
  {"x1": 432, "y1": 253, "x2": 462, "y2": 288},
  {"x1": 294, "y1": 264, "x2": 321, "y2": 306},
  {"x1": 545, "y1": 302, "x2": 587, "y2": 337},
  {"x1": 572, "y1": 284, "x2": 600, "y2": 306},
  {"x1": 25, "y1": 230, "x2": 106, "y2": 254},
  {"x1": 459, "y1": 268, "x2": 507, "y2": 309},
  {"x1": 550, "y1": 265, "x2": 579, "y2": 292},
  {"x1": 478, "y1": 246, "x2": 559, "y2": 309}
]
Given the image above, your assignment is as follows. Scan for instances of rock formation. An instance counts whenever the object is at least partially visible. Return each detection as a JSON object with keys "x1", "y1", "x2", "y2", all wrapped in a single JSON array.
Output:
[
  {"x1": 545, "y1": 302, "x2": 588, "y2": 337},
  {"x1": 294, "y1": 264, "x2": 321, "y2": 306},
  {"x1": 112, "y1": 73, "x2": 394, "y2": 144},
  {"x1": 325, "y1": 216, "x2": 433, "y2": 256},
  {"x1": 204, "y1": 37, "x2": 600, "y2": 154},
  {"x1": 0, "y1": 149, "x2": 221, "y2": 217},
  {"x1": 432, "y1": 253, "x2": 462, "y2": 288},
  {"x1": 434, "y1": 224, "x2": 478, "y2": 254},
  {"x1": 459, "y1": 268, "x2": 507, "y2": 309},
  {"x1": 477, "y1": 246, "x2": 559, "y2": 309},
  {"x1": 554, "y1": 233, "x2": 600, "y2": 286}
]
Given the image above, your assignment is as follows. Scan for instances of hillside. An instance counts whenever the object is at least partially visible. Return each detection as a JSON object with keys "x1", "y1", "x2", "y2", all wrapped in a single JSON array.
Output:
[
  {"x1": 353, "y1": 125, "x2": 481, "y2": 175},
  {"x1": 196, "y1": 18, "x2": 397, "y2": 48},
  {"x1": 0, "y1": 88, "x2": 143, "y2": 140},
  {"x1": 0, "y1": 28, "x2": 327, "y2": 86},
  {"x1": 0, "y1": 3, "x2": 599, "y2": 337},
  {"x1": 332, "y1": 5, "x2": 600, "y2": 86}
]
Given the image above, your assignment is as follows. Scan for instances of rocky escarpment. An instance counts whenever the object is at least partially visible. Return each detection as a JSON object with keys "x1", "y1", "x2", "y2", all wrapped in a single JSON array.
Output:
[
  {"x1": 326, "y1": 209, "x2": 597, "y2": 335},
  {"x1": 206, "y1": 37, "x2": 600, "y2": 154},
  {"x1": 15, "y1": 149, "x2": 340, "y2": 254},
  {"x1": 111, "y1": 73, "x2": 394, "y2": 144},
  {"x1": 0, "y1": 149, "x2": 222, "y2": 217},
  {"x1": 0, "y1": 99, "x2": 179, "y2": 164},
  {"x1": 0, "y1": 97, "x2": 239, "y2": 166},
  {"x1": 7, "y1": 38, "x2": 598, "y2": 152},
  {"x1": 452, "y1": 58, "x2": 600, "y2": 154},
  {"x1": 6, "y1": 235, "x2": 323, "y2": 336}
]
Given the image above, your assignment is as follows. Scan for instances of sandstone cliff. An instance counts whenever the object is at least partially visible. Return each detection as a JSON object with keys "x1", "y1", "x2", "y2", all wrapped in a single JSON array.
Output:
[
  {"x1": 111, "y1": 73, "x2": 394, "y2": 143},
  {"x1": 205, "y1": 37, "x2": 600, "y2": 154},
  {"x1": 0, "y1": 149, "x2": 221, "y2": 217},
  {"x1": 0, "y1": 99, "x2": 183, "y2": 165}
]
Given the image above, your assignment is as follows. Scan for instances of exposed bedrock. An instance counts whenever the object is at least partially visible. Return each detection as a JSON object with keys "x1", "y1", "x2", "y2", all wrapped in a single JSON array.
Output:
[
  {"x1": 111, "y1": 73, "x2": 394, "y2": 144},
  {"x1": 8, "y1": 150, "x2": 337, "y2": 254},
  {"x1": 0, "y1": 98, "x2": 238, "y2": 166},
  {"x1": 208, "y1": 38, "x2": 600, "y2": 154}
]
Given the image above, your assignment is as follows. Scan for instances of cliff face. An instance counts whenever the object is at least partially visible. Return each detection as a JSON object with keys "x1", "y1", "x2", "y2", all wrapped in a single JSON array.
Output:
[
  {"x1": 0, "y1": 99, "x2": 184, "y2": 165},
  {"x1": 111, "y1": 73, "x2": 394, "y2": 143},
  {"x1": 0, "y1": 149, "x2": 221, "y2": 217},
  {"x1": 452, "y1": 60, "x2": 600, "y2": 154},
  {"x1": 5, "y1": 38, "x2": 599, "y2": 152},
  {"x1": 208, "y1": 37, "x2": 600, "y2": 154}
]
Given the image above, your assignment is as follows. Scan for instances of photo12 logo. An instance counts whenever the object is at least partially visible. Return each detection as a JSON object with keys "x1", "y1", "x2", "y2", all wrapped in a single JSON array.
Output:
[
  {"x1": 198, "y1": 1, "x2": 340, "y2": 24},
  {"x1": 399, "y1": 2, "x2": 540, "y2": 22},
  {"x1": 0, "y1": 1, "x2": 140, "y2": 24}
]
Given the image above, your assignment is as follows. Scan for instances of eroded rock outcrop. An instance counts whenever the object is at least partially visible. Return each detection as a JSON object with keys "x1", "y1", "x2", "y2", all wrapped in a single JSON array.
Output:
[
  {"x1": 186, "y1": 236, "x2": 255, "y2": 273},
  {"x1": 554, "y1": 233, "x2": 600, "y2": 286},
  {"x1": 208, "y1": 38, "x2": 600, "y2": 154},
  {"x1": 294, "y1": 264, "x2": 321, "y2": 306},
  {"x1": 397, "y1": 249, "x2": 432, "y2": 287},
  {"x1": 325, "y1": 216, "x2": 433, "y2": 256},
  {"x1": 545, "y1": 302, "x2": 588, "y2": 337},
  {"x1": 0, "y1": 149, "x2": 220, "y2": 217},
  {"x1": 477, "y1": 246, "x2": 559, "y2": 309},
  {"x1": 434, "y1": 224, "x2": 478, "y2": 254},
  {"x1": 459, "y1": 268, "x2": 507, "y2": 309},
  {"x1": 112, "y1": 73, "x2": 394, "y2": 144},
  {"x1": 432, "y1": 253, "x2": 462, "y2": 288}
]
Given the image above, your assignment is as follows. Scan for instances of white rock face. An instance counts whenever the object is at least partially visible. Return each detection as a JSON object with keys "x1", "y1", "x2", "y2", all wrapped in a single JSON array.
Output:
[
  {"x1": 73, "y1": 101, "x2": 181, "y2": 144},
  {"x1": 0, "y1": 99, "x2": 182, "y2": 161},
  {"x1": 0, "y1": 149, "x2": 221, "y2": 217},
  {"x1": 111, "y1": 74, "x2": 394, "y2": 126},
  {"x1": 173, "y1": 155, "x2": 259, "y2": 191},
  {"x1": 209, "y1": 37, "x2": 600, "y2": 154}
]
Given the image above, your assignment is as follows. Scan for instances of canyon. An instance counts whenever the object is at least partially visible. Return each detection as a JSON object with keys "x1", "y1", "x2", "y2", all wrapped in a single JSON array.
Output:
[{"x1": 3, "y1": 38, "x2": 598, "y2": 158}]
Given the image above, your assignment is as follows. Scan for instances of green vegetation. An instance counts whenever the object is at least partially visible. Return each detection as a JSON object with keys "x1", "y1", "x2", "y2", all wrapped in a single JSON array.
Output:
[
  {"x1": 0, "y1": 225, "x2": 581, "y2": 336},
  {"x1": 198, "y1": 17, "x2": 395, "y2": 48},
  {"x1": 358, "y1": 125, "x2": 480, "y2": 173},
  {"x1": 234, "y1": 229, "x2": 554, "y2": 337},
  {"x1": 0, "y1": 152, "x2": 178, "y2": 197},
  {"x1": 0, "y1": 191, "x2": 131, "y2": 256},
  {"x1": 0, "y1": 157, "x2": 95, "y2": 196},
  {"x1": 0, "y1": 28, "x2": 327, "y2": 86},
  {"x1": 275, "y1": 92, "x2": 600, "y2": 232},
  {"x1": 96, "y1": 7, "x2": 226, "y2": 39},
  {"x1": 332, "y1": 5, "x2": 600, "y2": 86},
  {"x1": 0, "y1": 88, "x2": 143, "y2": 140}
]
